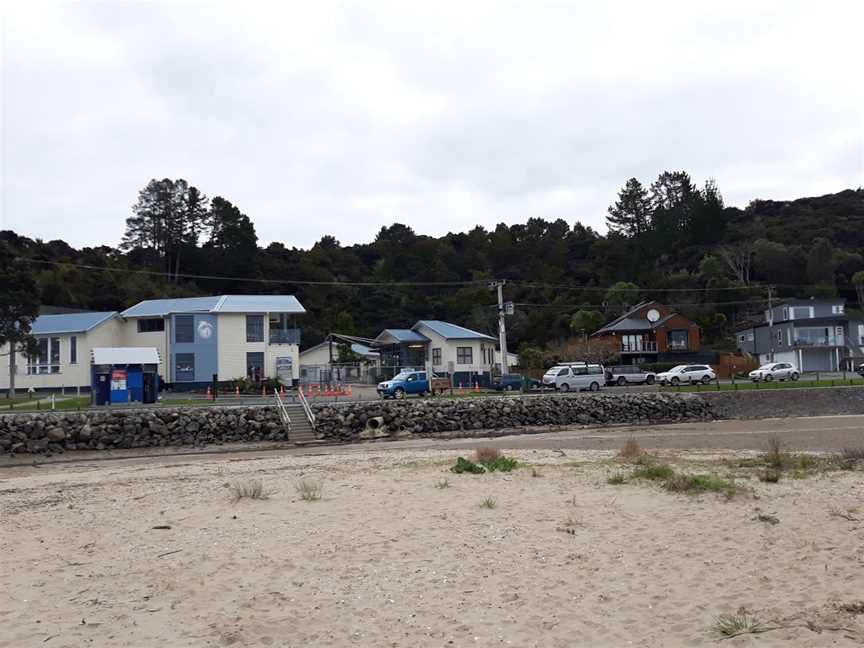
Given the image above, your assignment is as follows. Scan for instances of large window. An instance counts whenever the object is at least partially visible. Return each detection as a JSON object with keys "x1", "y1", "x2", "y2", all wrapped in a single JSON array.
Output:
[
  {"x1": 790, "y1": 306, "x2": 812, "y2": 320},
  {"x1": 246, "y1": 315, "x2": 264, "y2": 343},
  {"x1": 175, "y1": 353, "x2": 195, "y2": 382},
  {"x1": 456, "y1": 347, "x2": 473, "y2": 365},
  {"x1": 70, "y1": 336, "x2": 77, "y2": 364},
  {"x1": 621, "y1": 334, "x2": 643, "y2": 352},
  {"x1": 175, "y1": 315, "x2": 194, "y2": 343},
  {"x1": 432, "y1": 348, "x2": 442, "y2": 366},
  {"x1": 269, "y1": 313, "x2": 300, "y2": 344},
  {"x1": 246, "y1": 352, "x2": 264, "y2": 381},
  {"x1": 792, "y1": 326, "x2": 835, "y2": 347},
  {"x1": 28, "y1": 337, "x2": 61, "y2": 374},
  {"x1": 832, "y1": 304, "x2": 845, "y2": 315},
  {"x1": 138, "y1": 318, "x2": 165, "y2": 333},
  {"x1": 667, "y1": 330, "x2": 688, "y2": 350}
]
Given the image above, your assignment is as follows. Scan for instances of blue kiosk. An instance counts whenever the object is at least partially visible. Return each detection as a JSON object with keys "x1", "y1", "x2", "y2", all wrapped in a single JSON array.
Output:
[{"x1": 91, "y1": 347, "x2": 161, "y2": 406}]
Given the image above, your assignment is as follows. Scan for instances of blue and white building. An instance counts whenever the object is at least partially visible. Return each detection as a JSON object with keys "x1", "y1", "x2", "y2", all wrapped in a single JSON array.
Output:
[{"x1": 1, "y1": 295, "x2": 306, "y2": 392}]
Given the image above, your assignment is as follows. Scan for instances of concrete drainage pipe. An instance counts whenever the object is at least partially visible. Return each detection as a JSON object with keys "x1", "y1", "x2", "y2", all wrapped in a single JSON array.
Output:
[{"x1": 366, "y1": 416, "x2": 386, "y2": 431}]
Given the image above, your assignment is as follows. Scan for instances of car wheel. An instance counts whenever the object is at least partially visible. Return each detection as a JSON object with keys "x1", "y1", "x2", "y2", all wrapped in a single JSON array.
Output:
[
  {"x1": 589, "y1": 381, "x2": 600, "y2": 392},
  {"x1": 617, "y1": 376, "x2": 626, "y2": 387},
  {"x1": 645, "y1": 375, "x2": 655, "y2": 385},
  {"x1": 791, "y1": 372, "x2": 799, "y2": 381},
  {"x1": 671, "y1": 377, "x2": 680, "y2": 386},
  {"x1": 765, "y1": 374, "x2": 773, "y2": 382},
  {"x1": 701, "y1": 375, "x2": 711, "y2": 385},
  {"x1": 560, "y1": 383, "x2": 570, "y2": 392},
  {"x1": 394, "y1": 388, "x2": 405, "y2": 400},
  {"x1": 505, "y1": 384, "x2": 513, "y2": 392}
]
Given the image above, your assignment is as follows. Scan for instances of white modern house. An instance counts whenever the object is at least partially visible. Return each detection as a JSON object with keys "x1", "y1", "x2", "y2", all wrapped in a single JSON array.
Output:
[{"x1": 1, "y1": 295, "x2": 306, "y2": 393}]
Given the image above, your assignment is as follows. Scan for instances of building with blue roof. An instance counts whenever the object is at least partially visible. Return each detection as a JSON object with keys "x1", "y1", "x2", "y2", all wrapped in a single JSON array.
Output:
[{"x1": 2, "y1": 295, "x2": 307, "y2": 394}]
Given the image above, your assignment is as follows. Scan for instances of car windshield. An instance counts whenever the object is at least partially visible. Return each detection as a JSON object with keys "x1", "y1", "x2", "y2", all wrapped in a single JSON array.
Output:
[
  {"x1": 757, "y1": 364, "x2": 776, "y2": 370},
  {"x1": 668, "y1": 365, "x2": 687, "y2": 373},
  {"x1": 392, "y1": 372, "x2": 413, "y2": 381}
]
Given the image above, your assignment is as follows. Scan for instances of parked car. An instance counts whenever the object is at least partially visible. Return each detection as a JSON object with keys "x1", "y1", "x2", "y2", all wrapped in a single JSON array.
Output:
[
  {"x1": 605, "y1": 365, "x2": 656, "y2": 386},
  {"x1": 748, "y1": 362, "x2": 800, "y2": 382},
  {"x1": 551, "y1": 362, "x2": 605, "y2": 392},
  {"x1": 492, "y1": 374, "x2": 541, "y2": 391},
  {"x1": 377, "y1": 371, "x2": 449, "y2": 399},
  {"x1": 856, "y1": 363, "x2": 864, "y2": 378},
  {"x1": 657, "y1": 364, "x2": 716, "y2": 386}
]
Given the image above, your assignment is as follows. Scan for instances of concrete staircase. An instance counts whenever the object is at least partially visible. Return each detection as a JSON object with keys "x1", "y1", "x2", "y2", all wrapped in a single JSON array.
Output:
[{"x1": 282, "y1": 404, "x2": 319, "y2": 444}]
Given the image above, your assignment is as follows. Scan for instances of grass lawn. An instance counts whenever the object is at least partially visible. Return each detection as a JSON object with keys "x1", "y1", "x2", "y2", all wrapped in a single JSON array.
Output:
[
  {"x1": 662, "y1": 377, "x2": 864, "y2": 393},
  {"x1": 4, "y1": 396, "x2": 93, "y2": 412}
]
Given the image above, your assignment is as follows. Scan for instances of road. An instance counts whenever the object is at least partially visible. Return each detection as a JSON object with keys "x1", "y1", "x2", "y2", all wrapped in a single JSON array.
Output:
[{"x1": 2, "y1": 415, "x2": 862, "y2": 477}]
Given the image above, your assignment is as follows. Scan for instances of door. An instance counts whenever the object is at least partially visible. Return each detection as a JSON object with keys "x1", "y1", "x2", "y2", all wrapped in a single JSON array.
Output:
[
  {"x1": 143, "y1": 373, "x2": 157, "y2": 404},
  {"x1": 95, "y1": 373, "x2": 110, "y2": 406}
]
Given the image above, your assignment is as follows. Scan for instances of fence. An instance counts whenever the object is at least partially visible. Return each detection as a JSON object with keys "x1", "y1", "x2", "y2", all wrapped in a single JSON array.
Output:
[{"x1": 298, "y1": 363, "x2": 499, "y2": 388}]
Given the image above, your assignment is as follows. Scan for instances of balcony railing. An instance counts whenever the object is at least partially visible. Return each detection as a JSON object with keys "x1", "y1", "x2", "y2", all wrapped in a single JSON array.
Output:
[
  {"x1": 269, "y1": 328, "x2": 301, "y2": 345},
  {"x1": 792, "y1": 338, "x2": 841, "y2": 348},
  {"x1": 621, "y1": 341, "x2": 657, "y2": 353}
]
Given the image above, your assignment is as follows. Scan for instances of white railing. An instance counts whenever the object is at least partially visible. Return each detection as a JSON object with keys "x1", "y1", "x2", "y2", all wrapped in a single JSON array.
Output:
[
  {"x1": 298, "y1": 386, "x2": 316, "y2": 428},
  {"x1": 274, "y1": 390, "x2": 292, "y2": 435}
]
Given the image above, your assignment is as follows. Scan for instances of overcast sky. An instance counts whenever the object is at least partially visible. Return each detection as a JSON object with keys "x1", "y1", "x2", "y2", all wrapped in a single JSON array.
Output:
[{"x1": 1, "y1": 1, "x2": 862, "y2": 250}]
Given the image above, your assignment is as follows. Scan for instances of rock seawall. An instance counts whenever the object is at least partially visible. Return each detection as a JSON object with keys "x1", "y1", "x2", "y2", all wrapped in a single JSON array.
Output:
[{"x1": 0, "y1": 393, "x2": 713, "y2": 456}]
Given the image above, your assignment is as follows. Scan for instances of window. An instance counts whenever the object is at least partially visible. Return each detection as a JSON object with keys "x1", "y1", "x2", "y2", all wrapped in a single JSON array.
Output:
[
  {"x1": 456, "y1": 347, "x2": 473, "y2": 365},
  {"x1": 557, "y1": 368, "x2": 569, "y2": 376},
  {"x1": 269, "y1": 313, "x2": 300, "y2": 344},
  {"x1": 70, "y1": 336, "x2": 77, "y2": 364},
  {"x1": 138, "y1": 318, "x2": 165, "y2": 333},
  {"x1": 791, "y1": 306, "x2": 812, "y2": 320},
  {"x1": 777, "y1": 329, "x2": 783, "y2": 345},
  {"x1": 667, "y1": 330, "x2": 688, "y2": 350},
  {"x1": 782, "y1": 307, "x2": 789, "y2": 321},
  {"x1": 28, "y1": 337, "x2": 62, "y2": 374},
  {"x1": 622, "y1": 334, "x2": 643, "y2": 352},
  {"x1": 432, "y1": 348, "x2": 442, "y2": 365},
  {"x1": 246, "y1": 315, "x2": 264, "y2": 343},
  {"x1": 832, "y1": 304, "x2": 845, "y2": 315},
  {"x1": 792, "y1": 326, "x2": 834, "y2": 347},
  {"x1": 739, "y1": 334, "x2": 745, "y2": 343},
  {"x1": 246, "y1": 352, "x2": 264, "y2": 381},
  {"x1": 175, "y1": 353, "x2": 195, "y2": 382},
  {"x1": 859, "y1": 324, "x2": 864, "y2": 344},
  {"x1": 175, "y1": 315, "x2": 194, "y2": 343}
]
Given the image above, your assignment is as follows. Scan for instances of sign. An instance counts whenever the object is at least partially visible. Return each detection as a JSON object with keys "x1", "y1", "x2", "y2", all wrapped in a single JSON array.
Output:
[
  {"x1": 275, "y1": 356, "x2": 293, "y2": 382},
  {"x1": 504, "y1": 301, "x2": 515, "y2": 315},
  {"x1": 111, "y1": 369, "x2": 128, "y2": 392},
  {"x1": 197, "y1": 320, "x2": 214, "y2": 340}
]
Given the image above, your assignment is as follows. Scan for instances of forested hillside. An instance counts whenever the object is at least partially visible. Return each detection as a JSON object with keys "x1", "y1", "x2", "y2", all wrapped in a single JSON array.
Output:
[{"x1": 2, "y1": 173, "x2": 862, "y2": 357}]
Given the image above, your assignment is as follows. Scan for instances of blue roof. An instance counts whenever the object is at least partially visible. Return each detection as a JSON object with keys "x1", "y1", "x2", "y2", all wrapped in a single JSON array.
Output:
[
  {"x1": 414, "y1": 320, "x2": 497, "y2": 341},
  {"x1": 31, "y1": 312, "x2": 117, "y2": 335},
  {"x1": 121, "y1": 295, "x2": 305, "y2": 318},
  {"x1": 377, "y1": 329, "x2": 430, "y2": 343}
]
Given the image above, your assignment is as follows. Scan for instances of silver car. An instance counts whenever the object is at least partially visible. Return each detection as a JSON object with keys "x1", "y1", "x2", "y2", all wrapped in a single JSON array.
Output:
[
  {"x1": 554, "y1": 363, "x2": 605, "y2": 392},
  {"x1": 749, "y1": 362, "x2": 799, "y2": 382}
]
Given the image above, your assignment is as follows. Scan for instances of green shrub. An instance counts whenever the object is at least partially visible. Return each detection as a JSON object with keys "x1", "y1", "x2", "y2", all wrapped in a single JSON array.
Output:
[
  {"x1": 451, "y1": 457, "x2": 486, "y2": 474},
  {"x1": 480, "y1": 497, "x2": 497, "y2": 509},
  {"x1": 435, "y1": 479, "x2": 450, "y2": 489},
  {"x1": 665, "y1": 474, "x2": 740, "y2": 497},
  {"x1": 710, "y1": 609, "x2": 765, "y2": 637},
  {"x1": 607, "y1": 473, "x2": 627, "y2": 485},
  {"x1": 631, "y1": 464, "x2": 675, "y2": 481},
  {"x1": 483, "y1": 456, "x2": 518, "y2": 472}
]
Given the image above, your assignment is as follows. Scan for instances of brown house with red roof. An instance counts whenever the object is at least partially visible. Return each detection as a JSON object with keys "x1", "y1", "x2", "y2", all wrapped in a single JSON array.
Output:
[{"x1": 590, "y1": 301, "x2": 702, "y2": 363}]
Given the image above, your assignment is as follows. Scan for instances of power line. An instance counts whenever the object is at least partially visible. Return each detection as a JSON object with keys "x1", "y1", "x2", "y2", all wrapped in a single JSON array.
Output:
[
  {"x1": 22, "y1": 258, "x2": 488, "y2": 288},
  {"x1": 21, "y1": 257, "x2": 859, "y2": 294},
  {"x1": 513, "y1": 299, "x2": 769, "y2": 309}
]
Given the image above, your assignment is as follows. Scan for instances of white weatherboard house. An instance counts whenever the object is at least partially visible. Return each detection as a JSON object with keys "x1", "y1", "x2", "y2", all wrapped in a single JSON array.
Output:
[
  {"x1": 373, "y1": 320, "x2": 518, "y2": 385},
  {"x1": 0, "y1": 295, "x2": 306, "y2": 393},
  {"x1": 1, "y1": 311, "x2": 121, "y2": 392}
]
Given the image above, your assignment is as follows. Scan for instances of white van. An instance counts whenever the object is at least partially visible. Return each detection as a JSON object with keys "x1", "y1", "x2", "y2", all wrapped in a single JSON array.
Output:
[{"x1": 549, "y1": 362, "x2": 605, "y2": 392}]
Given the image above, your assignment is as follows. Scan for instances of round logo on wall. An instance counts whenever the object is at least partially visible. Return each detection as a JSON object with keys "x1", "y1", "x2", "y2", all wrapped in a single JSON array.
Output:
[{"x1": 197, "y1": 320, "x2": 214, "y2": 340}]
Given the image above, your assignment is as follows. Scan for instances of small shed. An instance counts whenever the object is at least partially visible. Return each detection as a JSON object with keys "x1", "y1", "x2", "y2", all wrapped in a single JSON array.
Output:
[{"x1": 91, "y1": 347, "x2": 161, "y2": 405}]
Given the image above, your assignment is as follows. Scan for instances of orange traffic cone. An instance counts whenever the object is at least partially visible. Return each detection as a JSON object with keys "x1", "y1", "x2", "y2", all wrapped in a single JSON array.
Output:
[
  {"x1": 261, "y1": 385, "x2": 266, "y2": 397},
  {"x1": 280, "y1": 385, "x2": 285, "y2": 395},
  {"x1": 346, "y1": 384, "x2": 353, "y2": 397},
  {"x1": 474, "y1": 382, "x2": 480, "y2": 393},
  {"x1": 235, "y1": 385, "x2": 240, "y2": 398},
  {"x1": 206, "y1": 385, "x2": 212, "y2": 398}
]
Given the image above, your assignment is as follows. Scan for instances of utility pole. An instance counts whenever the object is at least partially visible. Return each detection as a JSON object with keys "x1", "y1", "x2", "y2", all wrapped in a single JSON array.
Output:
[
  {"x1": 490, "y1": 280, "x2": 509, "y2": 377},
  {"x1": 767, "y1": 285, "x2": 775, "y2": 362}
]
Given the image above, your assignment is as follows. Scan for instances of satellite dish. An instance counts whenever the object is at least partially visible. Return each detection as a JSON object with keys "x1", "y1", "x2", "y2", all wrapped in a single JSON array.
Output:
[{"x1": 646, "y1": 308, "x2": 660, "y2": 323}]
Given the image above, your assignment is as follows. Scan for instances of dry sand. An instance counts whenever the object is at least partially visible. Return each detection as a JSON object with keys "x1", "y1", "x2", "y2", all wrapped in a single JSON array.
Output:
[{"x1": 1, "y1": 447, "x2": 863, "y2": 647}]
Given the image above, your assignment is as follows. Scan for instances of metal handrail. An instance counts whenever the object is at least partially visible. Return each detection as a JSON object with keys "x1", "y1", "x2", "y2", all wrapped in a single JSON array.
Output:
[
  {"x1": 274, "y1": 389, "x2": 292, "y2": 434},
  {"x1": 298, "y1": 386, "x2": 316, "y2": 428}
]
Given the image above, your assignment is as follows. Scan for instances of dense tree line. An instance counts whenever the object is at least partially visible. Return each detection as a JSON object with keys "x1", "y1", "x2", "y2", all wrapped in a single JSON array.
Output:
[{"x1": 1, "y1": 175, "x2": 862, "y2": 359}]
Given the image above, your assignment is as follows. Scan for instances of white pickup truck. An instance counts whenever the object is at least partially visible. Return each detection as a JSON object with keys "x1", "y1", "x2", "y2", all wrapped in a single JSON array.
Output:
[{"x1": 604, "y1": 365, "x2": 656, "y2": 386}]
